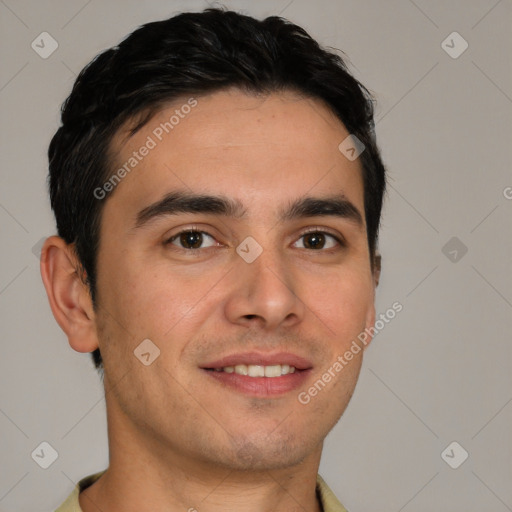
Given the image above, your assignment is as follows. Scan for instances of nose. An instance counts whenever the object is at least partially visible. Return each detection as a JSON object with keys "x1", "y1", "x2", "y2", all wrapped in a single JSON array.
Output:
[{"x1": 223, "y1": 246, "x2": 305, "y2": 331}]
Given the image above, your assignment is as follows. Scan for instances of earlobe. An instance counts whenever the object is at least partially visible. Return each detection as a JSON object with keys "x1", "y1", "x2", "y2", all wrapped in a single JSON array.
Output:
[
  {"x1": 362, "y1": 253, "x2": 381, "y2": 350},
  {"x1": 40, "y1": 236, "x2": 99, "y2": 354},
  {"x1": 362, "y1": 302, "x2": 376, "y2": 350}
]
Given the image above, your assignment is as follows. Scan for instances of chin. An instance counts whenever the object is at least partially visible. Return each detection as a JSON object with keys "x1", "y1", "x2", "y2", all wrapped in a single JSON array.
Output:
[{"x1": 216, "y1": 431, "x2": 320, "y2": 472}]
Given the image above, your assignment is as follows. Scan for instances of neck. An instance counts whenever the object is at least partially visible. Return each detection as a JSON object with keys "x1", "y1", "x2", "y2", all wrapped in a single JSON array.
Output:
[{"x1": 80, "y1": 404, "x2": 324, "y2": 512}]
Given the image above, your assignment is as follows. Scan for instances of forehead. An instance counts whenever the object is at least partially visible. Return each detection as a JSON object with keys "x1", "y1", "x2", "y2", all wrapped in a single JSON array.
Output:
[{"x1": 104, "y1": 89, "x2": 365, "y2": 225}]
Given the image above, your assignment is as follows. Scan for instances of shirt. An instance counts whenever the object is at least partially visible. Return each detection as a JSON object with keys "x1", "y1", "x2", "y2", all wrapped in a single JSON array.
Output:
[{"x1": 55, "y1": 470, "x2": 348, "y2": 512}]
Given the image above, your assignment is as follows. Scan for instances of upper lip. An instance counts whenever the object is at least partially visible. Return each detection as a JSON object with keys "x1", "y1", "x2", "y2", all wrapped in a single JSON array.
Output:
[{"x1": 201, "y1": 351, "x2": 313, "y2": 371}]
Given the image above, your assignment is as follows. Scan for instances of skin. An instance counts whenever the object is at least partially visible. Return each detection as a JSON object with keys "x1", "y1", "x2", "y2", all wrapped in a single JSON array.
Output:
[{"x1": 41, "y1": 89, "x2": 379, "y2": 512}]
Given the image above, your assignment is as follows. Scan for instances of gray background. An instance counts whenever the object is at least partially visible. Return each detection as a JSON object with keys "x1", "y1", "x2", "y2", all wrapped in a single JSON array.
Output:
[{"x1": 1, "y1": 0, "x2": 511, "y2": 511}]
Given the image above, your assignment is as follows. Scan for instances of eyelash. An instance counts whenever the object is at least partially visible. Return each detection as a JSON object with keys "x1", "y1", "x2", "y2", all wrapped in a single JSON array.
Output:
[{"x1": 165, "y1": 228, "x2": 345, "y2": 252}]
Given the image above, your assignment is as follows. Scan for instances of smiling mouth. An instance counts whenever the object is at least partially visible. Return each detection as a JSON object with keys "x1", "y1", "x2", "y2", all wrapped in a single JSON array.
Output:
[
  {"x1": 202, "y1": 362, "x2": 311, "y2": 397},
  {"x1": 205, "y1": 364, "x2": 297, "y2": 377},
  {"x1": 201, "y1": 351, "x2": 312, "y2": 396}
]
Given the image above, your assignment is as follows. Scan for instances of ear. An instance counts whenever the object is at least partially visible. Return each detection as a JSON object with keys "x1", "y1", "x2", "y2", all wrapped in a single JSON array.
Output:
[
  {"x1": 361, "y1": 252, "x2": 382, "y2": 350},
  {"x1": 40, "y1": 236, "x2": 99, "y2": 353}
]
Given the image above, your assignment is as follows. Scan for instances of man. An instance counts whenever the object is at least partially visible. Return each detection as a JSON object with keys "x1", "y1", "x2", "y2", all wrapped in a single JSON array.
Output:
[{"x1": 41, "y1": 8, "x2": 386, "y2": 512}]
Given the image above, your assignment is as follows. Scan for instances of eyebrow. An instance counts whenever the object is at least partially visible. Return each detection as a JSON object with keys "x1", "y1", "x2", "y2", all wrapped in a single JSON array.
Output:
[{"x1": 133, "y1": 190, "x2": 363, "y2": 229}]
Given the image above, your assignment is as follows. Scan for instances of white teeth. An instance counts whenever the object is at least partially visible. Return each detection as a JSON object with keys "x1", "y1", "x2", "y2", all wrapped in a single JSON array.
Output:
[
  {"x1": 216, "y1": 364, "x2": 297, "y2": 377},
  {"x1": 248, "y1": 365, "x2": 265, "y2": 377},
  {"x1": 264, "y1": 365, "x2": 281, "y2": 377},
  {"x1": 235, "y1": 364, "x2": 248, "y2": 375}
]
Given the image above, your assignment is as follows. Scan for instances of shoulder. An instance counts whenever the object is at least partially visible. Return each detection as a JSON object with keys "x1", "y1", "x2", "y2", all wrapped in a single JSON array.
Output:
[
  {"x1": 54, "y1": 470, "x2": 107, "y2": 512},
  {"x1": 316, "y1": 474, "x2": 349, "y2": 512}
]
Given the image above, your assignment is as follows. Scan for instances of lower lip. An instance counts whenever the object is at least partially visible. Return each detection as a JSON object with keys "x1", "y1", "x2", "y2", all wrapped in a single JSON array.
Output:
[{"x1": 203, "y1": 369, "x2": 312, "y2": 397}]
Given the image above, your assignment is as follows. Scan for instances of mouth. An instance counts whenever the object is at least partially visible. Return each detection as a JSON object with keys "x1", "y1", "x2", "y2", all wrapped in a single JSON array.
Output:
[
  {"x1": 205, "y1": 363, "x2": 298, "y2": 377},
  {"x1": 201, "y1": 352, "x2": 313, "y2": 397}
]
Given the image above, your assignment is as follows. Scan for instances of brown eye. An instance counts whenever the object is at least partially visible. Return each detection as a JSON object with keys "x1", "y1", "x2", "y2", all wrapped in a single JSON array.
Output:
[
  {"x1": 293, "y1": 231, "x2": 342, "y2": 250},
  {"x1": 167, "y1": 230, "x2": 216, "y2": 250},
  {"x1": 303, "y1": 232, "x2": 325, "y2": 249}
]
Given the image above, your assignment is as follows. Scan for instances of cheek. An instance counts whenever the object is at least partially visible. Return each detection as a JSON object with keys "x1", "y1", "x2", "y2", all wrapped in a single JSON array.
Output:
[
  {"x1": 310, "y1": 267, "x2": 374, "y2": 338},
  {"x1": 103, "y1": 257, "x2": 221, "y2": 342}
]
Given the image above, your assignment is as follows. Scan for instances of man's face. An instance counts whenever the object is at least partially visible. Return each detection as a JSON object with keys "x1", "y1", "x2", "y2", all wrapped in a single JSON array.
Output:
[{"x1": 94, "y1": 89, "x2": 376, "y2": 471}]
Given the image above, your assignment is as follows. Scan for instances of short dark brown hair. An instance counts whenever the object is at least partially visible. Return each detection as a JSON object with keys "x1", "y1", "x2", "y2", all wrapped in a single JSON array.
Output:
[{"x1": 48, "y1": 8, "x2": 387, "y2": 370}]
